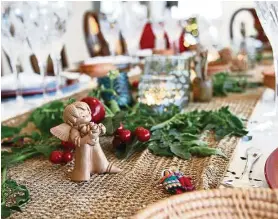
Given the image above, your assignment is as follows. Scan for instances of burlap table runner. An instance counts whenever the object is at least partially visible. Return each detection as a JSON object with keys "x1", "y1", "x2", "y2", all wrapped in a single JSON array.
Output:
[{"x1": 2, "y1": 88, "x2": 263, "y2": 219}]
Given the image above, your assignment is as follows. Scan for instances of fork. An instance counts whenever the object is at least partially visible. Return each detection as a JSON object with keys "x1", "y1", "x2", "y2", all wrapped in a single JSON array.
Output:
[{"x1": 222, "y1": 147, "x2": 262, "y2": 188}]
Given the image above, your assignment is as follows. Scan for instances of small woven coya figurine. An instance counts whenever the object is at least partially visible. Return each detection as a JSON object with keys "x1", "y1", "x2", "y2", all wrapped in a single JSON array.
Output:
[
  {"x1": 50, "y1": 101, "x2": 121, "y2": 181},
  {"x1": 158, "y1": 168, "x2": 195, "y2": 194}
]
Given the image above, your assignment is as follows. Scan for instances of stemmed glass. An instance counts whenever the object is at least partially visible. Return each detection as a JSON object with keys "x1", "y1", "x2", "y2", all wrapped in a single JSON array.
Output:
[
  {"x1": 117, "y1": 2, "x2": 147, "y2": 56},
  {"x1": 152, "y1": 21, "x2": 166, "y2": 50},
  {"x1": 49, "y1": 1, "x2": 71, "y2": 98},
  {"x1": 99, "y1": 19, "x2": 120, "y2": 56},
  {"x1": 255, "y1": 2, "x2": 278, "y2": 119},
  {"x1": 1, "y1": 2, "x2": 26, "y2": 105},
  {"x1": 22, "y1": 1, "x2": 53, "y2": 101},
  {"x1": 164, "y1": 9, "x2": 182, "y2": 54}
]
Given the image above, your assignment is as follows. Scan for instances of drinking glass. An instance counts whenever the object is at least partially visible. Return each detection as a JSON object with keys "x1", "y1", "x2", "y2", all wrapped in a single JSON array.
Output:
[
  {"x1": 255, "y1": 2, "x2": 278, "y2": 118},
  {"x1": 22, "y1": 2, "x2": 53, "y2": 101},
  {"x1": 49, "y1": 1, "x2": 72, "y2": 98},
  {"x1": 1, "y1": 2, "x2": 26, "y2": 105},
  {"x1": 99, "y1": 19, "x2": 119, "y2": 56},
  {"x1": 138, "y1": 55, "x2": 194, "y2": 112},
  {"x1": 117, "y1": 2, "x2": 147, "y2": 56},
  {"x1": 164, "y1": 9, "x2": 182, "y2": 54},
  {"x1": 151, "y1": 21, "x2": 166, "y2": 50}
]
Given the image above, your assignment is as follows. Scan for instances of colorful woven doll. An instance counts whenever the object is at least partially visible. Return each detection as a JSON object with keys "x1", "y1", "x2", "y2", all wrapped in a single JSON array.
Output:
[
  {"x1": 172, "y1": 168, "x2": 195, "y2": 192},
  {"x1": 159, "y1": 169, "x2": 184, "y2": 194},
  {"x1": 159, "y1": 168, "x2": 195, "y2": 194}
]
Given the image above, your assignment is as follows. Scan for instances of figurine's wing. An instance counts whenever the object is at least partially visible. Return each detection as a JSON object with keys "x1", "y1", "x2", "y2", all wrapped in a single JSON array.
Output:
[{"x1": 50, "y1": 123, "x2": 71, "y2": 142}]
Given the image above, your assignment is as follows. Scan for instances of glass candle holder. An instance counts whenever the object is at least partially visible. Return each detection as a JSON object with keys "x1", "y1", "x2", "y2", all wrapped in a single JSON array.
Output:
[{"x1": 138, "y1": 55, "x2": 194, "y2": 112}]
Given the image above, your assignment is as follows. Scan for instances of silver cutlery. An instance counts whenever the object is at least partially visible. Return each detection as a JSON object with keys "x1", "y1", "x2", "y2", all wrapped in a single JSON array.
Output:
[{"x1": 222, "y1": 147, "x2": 262, "y2": 188}]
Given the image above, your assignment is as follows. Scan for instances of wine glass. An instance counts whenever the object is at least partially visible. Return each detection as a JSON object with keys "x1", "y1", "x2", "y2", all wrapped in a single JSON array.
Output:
[
  {"x1": 48, "y1": 1, "x2": 72, "y2": 98},
  {"x1": 21, "y1": 2, "x2": 53, "y2": 101},
  {"x1": 164, "y1": 9, "x2": 182, "y2": 54},
  {"x1": 117, "y1": 2, "x2": 147, "y2": 56},
  {"x1": 255, "y1": 2, "x2": 278, "y2": 118},
  {"x1": 151, "y1": 21, "x2": 166, "y2": 50},
  {"x1": 99, "y1": 18, "x2": 120, "y2": 56},
  {"x1": 1, "y1": 2, "x2": 26, "y2": 105}
]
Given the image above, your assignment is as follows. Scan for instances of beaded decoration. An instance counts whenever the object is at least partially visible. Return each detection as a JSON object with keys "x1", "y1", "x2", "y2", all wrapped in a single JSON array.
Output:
[{"x1": 159, "y1": 168, "x2": 195, "y2": 194}]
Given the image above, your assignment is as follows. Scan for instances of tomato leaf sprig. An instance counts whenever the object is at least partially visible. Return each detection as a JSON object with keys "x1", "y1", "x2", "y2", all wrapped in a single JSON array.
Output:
[
  {"x1": 1, "y1": 167, "x2": 30, "y2": 219},
  {"x1": 212, "y1": 72, "x2": 262, "y2": 96},
  {"x1": 112, "y1": 105, "x2": 248, "y2": 160}
]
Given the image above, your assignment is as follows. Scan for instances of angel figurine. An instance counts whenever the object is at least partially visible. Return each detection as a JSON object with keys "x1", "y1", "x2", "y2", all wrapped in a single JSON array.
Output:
[{"x1": 50, "y1": 101, "x2": 122, "y2": 182}]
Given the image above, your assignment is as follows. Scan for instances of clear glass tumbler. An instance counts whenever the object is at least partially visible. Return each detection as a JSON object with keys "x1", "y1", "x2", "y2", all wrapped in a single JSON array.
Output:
[{"x1": 138, "y1": 55, "x2": 194, "y2": 112}]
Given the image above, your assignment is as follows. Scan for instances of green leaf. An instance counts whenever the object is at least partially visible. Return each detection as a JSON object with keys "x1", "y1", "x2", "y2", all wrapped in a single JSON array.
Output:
[
  {"x1": 183, "y1": 140, "x2": 208, "y2": 148},
  {"x1": 170, "y1": 144, "x2": 191, "y2": 160},
  {"x1": 1, "y1": 205, "x2": 12, "y2": 218},
  {"x1": 8, "y1": 206, "x2": 22, "y2": 212},
  {"x1": 148, "y1": 142, "x2": 173, "y2": 157},
  {"x1": 1, "y1": 126, "x2": 20, "y2": 138},
  {"x1": 189, "y1": 146, "x2": 227, "y2": 158},
  {"x1": 29, "y1": 100, "x2": 65, "y2": 134},
  {"x1": 1, "y1": 179, "x2": 30, "y2": 218},
  {"x1": 34, "y1": 144, "x2": 58, "y2": 157},
  {"x1": 102, "y1": 111, "x2": 126, "y2": 135},
  {"x1": 109, "y1": 99, "x2": 121, "y2": 114}
]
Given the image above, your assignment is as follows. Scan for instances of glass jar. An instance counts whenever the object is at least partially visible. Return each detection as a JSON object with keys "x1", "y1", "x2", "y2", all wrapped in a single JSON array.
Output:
[{"x1": 138, "y1": 55, "x2": 194, "y2": 111}]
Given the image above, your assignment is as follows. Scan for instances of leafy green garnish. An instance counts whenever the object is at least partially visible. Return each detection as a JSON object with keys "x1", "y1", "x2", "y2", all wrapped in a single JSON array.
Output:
[
  {"x1": 212, "y1": 72, "x2": 261, "y2": 97},
  {"x1": 1, "y1": 133, "x2": 60, "y2": 169},
  {"x1": 120, "y1": 105, "x2": 248, "y2": 160},
  {"x1": 1, "y1": 168, "x2": 30, "y2": 219},
  {"x1": 102, "y1": 111, "x2": 126, "y2": 135},
  {"x1": 28, "y1": 100, "x2": 65, "y2": 135},
  {"x1": 1, "y1": 126, "x2": 20, "y2": 139}
]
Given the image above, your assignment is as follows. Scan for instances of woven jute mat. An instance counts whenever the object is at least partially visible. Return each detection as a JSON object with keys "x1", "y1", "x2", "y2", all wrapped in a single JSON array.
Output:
[{"x1": 2, "y1": 88, "x2": 264, "y2": 219}]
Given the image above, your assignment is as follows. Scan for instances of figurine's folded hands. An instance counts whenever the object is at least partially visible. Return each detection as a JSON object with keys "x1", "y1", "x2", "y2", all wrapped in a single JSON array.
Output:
[
  {"x1": 70, "y1": 128, "x2": 94, "y2": 147},
  {"x1": 79, "y1": 134, "x2": 98, "y2": 147}
]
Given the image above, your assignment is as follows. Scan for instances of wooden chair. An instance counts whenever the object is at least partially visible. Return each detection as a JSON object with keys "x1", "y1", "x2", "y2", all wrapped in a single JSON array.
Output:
[
  {"x1": 83, "y1": 11, "x2": 127, "y2": 57},
  {"x1": 230, "y1": 8, "x2": 269, "y2": 45},
  {"x1": 83, "y1": 11, "x2": 109, "y2": 57}
]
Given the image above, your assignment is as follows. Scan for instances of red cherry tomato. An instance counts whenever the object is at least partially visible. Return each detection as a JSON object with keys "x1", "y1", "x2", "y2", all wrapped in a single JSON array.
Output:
[
  {"x1": 49, "y1": 151, "x2": 63, "y2": 164},
  {"x1": 118, "y1": 129, "x2": 132, "y2": 143},
  {"x1": 135, "y1": 127, "x2": 145, "y2": 135},
  {"x1": 135, "y1": 127, "x2": 151, "y2": 142},
  {"x1": 81, "y1": 97, "x2": 106, "y2": 123},
  {"x1": 62, "y1": 151, "x2": 73, "y2": 163},
  {"x1": 116, "y1": 123, "x2": 124, "y2": 134},
  {"x1": 61, "y1": 141, "x2": 75, "y2": 150}
]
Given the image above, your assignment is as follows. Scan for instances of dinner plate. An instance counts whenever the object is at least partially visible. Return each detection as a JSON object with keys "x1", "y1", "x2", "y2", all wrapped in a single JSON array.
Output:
[{"x1": 264, "y1": 147, "x2": 278, "y2": 188}]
